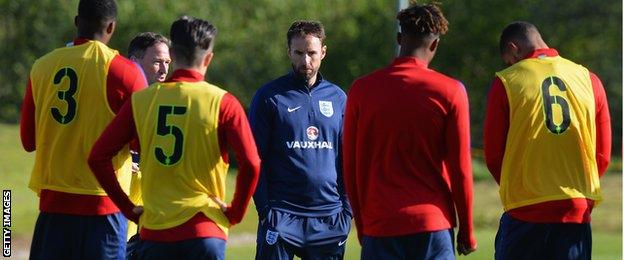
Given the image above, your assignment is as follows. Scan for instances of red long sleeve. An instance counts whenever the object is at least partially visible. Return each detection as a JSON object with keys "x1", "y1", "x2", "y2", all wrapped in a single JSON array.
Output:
[
  {"x1": 590, "y1": 73, "x2": 611, "y2": 176},
  {"x1": 219, "y1": 94, "x2": 261, "y2": 224},
  {"x1": 106, "y1": 55, "x2": 147, "y2": 113},
  {"x1": 342, "y1": 84, "x2": 363, "y2": 242},
  {"x1": 20, "y1": 79, "x2": 35, "y2": 152},
  {"x1": 88, "y1": 100, "x2": 140, "y2": 222},
  {"x1": 445, "y1": 86, "x2": 475, "y2": 247},
  {"x1": 483, "y1": 77, "x2": 508, "y2": 184}
]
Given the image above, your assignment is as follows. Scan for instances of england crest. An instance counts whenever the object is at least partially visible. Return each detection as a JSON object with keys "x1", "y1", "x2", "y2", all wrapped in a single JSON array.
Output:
[
  {"x1": 265, "y1": 230, "x2": 279, "y2": 245},
  {"x1": 319, "y1": 101, "x2": 334, "y2": 117}
]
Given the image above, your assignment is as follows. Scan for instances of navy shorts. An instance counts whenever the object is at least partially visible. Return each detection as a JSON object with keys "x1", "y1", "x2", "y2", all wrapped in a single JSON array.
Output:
[
  {"x1": 255, "y1": 209, "x2": 351, "y2": 260},
  {"x1": 495, "y1": 213, "x2": 591, "y2": 260},
  {"x1": 29, "y1": 212, "x2": 128, "y2": 260},
  {"x1": 136, "y1": 237, "x2": 226, "y2": 260},
  {"x1": 361, "y1": 229, "x2": 455, "y2": 260}
]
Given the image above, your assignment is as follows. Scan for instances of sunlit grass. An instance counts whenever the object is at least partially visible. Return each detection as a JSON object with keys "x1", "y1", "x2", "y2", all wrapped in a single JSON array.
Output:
[{"x1": 1, "y1": 123, "x2": 621, "y2": 259}]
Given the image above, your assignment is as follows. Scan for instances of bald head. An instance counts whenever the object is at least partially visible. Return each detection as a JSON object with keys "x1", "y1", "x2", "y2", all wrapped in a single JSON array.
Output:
[{"x1": 499, "y1": 21, "x2": 549, "y2": 65}]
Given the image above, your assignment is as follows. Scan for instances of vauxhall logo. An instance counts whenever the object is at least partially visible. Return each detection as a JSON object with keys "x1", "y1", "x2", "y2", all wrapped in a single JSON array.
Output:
[{"x1": 285, "y1": 126, "x2": 333, "y2": 149}]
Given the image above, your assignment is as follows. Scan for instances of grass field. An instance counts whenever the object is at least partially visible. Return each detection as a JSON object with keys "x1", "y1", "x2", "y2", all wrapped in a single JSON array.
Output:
[{"x1": 1, "y1": 123, "x2": 621, "y2": 259}]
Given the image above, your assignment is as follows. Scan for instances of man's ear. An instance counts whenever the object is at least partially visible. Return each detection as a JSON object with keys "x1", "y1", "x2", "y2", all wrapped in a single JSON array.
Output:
[
  {"x1": 320, "y1": 45, "x2": 327, "y2": 60},
  {"x1": 396, "y1": 32, "x2": 402, "y2": 46},
  {"x1": 106, "y1": 21, "x2": 116, "y2": 35},
  {"x1": 74, "y1": 16, "x2": 79, "y2": 28},
  {"x1": 429, "y1": 38, "x2": 439, "y2": 52},
  {"x1": 506, "y1": 42, "x2": 520, "y2": 58},
  {"x1": 203, "y1": 52, "x2": 214, "y2": 68}
]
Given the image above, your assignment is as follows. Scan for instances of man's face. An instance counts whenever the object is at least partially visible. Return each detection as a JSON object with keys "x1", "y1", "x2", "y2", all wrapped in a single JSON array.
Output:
[
  {"x1": 288, "y1": 35, "x2": 326, "y2": 82},
  {"x1": 136, "y1": 42, "x2": 171, "y2": 84}
]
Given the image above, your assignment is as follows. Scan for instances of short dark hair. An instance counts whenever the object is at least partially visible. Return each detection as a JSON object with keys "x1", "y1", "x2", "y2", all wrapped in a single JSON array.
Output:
[
  {"x1": 286, "y1": 20, "x2": 326, "y2": 47},
  {"x1": 169, "y1": 16, "x2": 217, "y2": 67},
  {"x1": 397, "y1": 2, "x2": 448, "y2": 45},
  {"x1": 128, "y1": 32, "x2": 171, "y2": 59},
  {"x1": 77, "y1": 0, "x2": 117, "y2": 36},
  {"x1": 499, "y1": 21, "x2": 539, "y2": 54}
]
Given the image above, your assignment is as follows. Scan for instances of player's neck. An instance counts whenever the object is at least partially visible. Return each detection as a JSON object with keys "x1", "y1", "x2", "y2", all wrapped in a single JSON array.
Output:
[
  {"x1": 173, "y1": 65, "x2": 207, "y2": 78},
  {"x1": 398, "y1": 48, "x2": 432, "y2": 64},
  {"x1": 306, "y1": 75, "x2": 317, "y2": 89},
  {"x1": 76, "y1": 33, "x2": 109, "y2": 45}
]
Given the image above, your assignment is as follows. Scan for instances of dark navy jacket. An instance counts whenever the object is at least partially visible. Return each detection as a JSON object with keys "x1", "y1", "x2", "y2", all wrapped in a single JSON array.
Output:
[{"x1": 249, "y1": 71, "x2": 351, "y2": 218}]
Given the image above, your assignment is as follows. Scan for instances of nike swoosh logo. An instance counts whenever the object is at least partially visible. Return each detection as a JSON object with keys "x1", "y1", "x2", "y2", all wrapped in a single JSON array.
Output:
[
  {"x1": 338, "y1": 239, "x2": 347, "y2": 246},
  {"x1": 287, "y1": 106, "x2": 302, "y2": 112}
]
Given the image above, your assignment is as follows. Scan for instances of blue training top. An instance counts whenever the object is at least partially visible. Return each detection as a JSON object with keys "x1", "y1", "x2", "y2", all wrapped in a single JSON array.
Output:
[{"x1": 249, "y1": 71, "x2": 351, "y2": 218}]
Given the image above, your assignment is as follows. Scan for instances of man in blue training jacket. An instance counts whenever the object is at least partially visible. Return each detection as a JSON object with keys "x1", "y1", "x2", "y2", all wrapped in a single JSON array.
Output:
[{"x1": 249, "y1": 20, "x2": 352, "y2": 260}]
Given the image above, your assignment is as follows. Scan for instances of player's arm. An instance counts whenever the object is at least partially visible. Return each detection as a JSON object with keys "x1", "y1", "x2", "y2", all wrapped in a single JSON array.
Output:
[
  {"x1": 335, "y1": 131, "x2": 352, "y2": 216},
  {"x1": 20, "y1": 78, "x2": 36, "y2": 152},
  {"x1": 590, "y1": 72, "x2": 611, "y2": 176},
  {"x1": 446, "y1": 82, "x2": 476, "y2": 254},
  {"x1": 88, "y1": 100, "x2": 140, "y2": 223},
  {"x1": 219, "y1": 94, "x2": 261, "y2": 225},
  {"x1": 107, "y1": 55, "x2": 147, "y2": 158},
  {"x1": 248, "y1": 90, "x2": 273, "y2": 220},
  {"x1": 342, "y1": 80, "x2": 363, "y2": 242},
  {"x1": 483, "y1": 77, "x2": 509, "y2": 184},
  {"x1": 336, "y1": 99, "x2": 352, "y2": 216},
  {"x1": 106, "y1": 55, "x2": 147, "y2": 113}
]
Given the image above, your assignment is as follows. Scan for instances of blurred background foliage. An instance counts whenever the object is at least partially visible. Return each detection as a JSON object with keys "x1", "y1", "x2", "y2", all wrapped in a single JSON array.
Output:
[{"x1": 0, "y1": 0, "x2": 621, "y2": 152}]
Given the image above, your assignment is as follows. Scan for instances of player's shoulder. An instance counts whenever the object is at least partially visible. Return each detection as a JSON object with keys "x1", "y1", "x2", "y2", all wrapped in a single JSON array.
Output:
[
  {"x1": 202, "y1": 81, "x2": 230, "y2": 97},
  {"x1": 319, "y1": 78, "x2": 346, "y2": 99},
  {"x1": 32, "y1": 46, "x2": 69, "y2": 68},
  {"x1": 253, "y1": 74, "x2": 290, "y2": 100},
  {"x1": 111, "y1": 53, "x2": 134, "y2": 66},
  {"x1": 427, "y1": 67, "x2": 460, "y2": 84},
  {"x1": 356, "y1": 66, "x2": 387, "y2": 83},
  {"x1": 109, "y1": 53, "x2": 141, "y2": 72},
  {"x1": 349, "y1": 67, "x2": 380, "y2": 93},
  {"x1": 557, "y1": 55, "x2": 590, "y2": 72},
  {"x1": 425, "y1": 68, "x2": 465, "y2": 92},
  {"x1": 348, "y1": 65, "x2": 394, "y2": 97}
]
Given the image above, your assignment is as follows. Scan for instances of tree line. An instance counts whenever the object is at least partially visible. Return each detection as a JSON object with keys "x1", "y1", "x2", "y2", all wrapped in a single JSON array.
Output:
[{"x1": 1, "y1": 0, "x2": 620, "y2": 152}]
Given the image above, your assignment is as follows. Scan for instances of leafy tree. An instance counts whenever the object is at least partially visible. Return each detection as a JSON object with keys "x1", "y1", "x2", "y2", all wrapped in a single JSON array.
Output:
[{"x1": 0, "y1": 0, "x2": 620, "y2": 153}]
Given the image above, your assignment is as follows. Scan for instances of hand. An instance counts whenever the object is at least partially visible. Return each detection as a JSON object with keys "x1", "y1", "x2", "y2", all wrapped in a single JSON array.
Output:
[
  {"x1": 457, "y1": 241, "x2": 477, "y2": 255},
  {"x1": 209, "y1": 195, "x2": 228, "y2": 212},
  {"x1": 131, "y1": 162, "x2": 140, "y2": 173},
  {"x1": 132, "y1": 206, "x2": 144, "y2": 215},
  {"x1": 126, "y1": 206, "x2": 143, "y2": 224},
  {"x1": 456, "y1": 233, "x2": 477, "y2": 256}
]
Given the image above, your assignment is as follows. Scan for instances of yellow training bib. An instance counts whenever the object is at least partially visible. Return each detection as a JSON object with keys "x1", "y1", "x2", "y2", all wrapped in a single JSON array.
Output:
[
  {"x1": 29, "y1": 40, "x2": 131, "y2": 196},
  {"x1": 496, "y1": 55, "x2": 600, "y2": 211},
  {"x1": 132, "y1": 80, "x2": 230, "y2": 233}
]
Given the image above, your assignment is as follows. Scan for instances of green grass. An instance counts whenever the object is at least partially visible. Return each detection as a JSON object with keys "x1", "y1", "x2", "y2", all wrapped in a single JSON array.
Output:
[
  {"x1": 0, "y1": 124, "x2": 38, "y2": 238},
  {"x1": 225, "y1": 227, "x2": 622, "y2": 259},
  {"x1": 1, "y1": 123, "x2": 621, "y2": 259}
]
